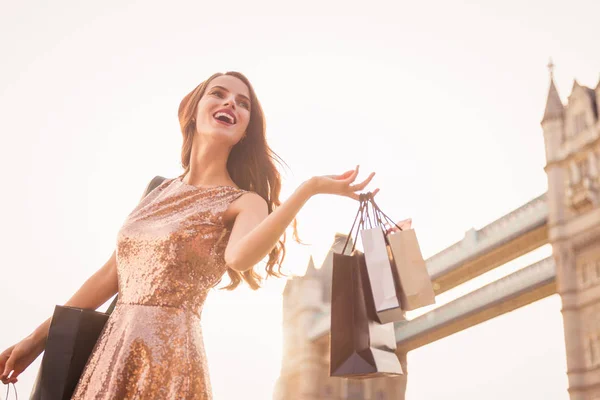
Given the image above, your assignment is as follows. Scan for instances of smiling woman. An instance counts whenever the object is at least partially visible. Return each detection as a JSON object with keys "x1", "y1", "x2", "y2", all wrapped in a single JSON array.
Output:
[
  {"x1": 0, "y1": 71, "x2": 378, "y2": 400},
  {"x1": 178, "y1": 72, "x2": 289, "y2": 291}
]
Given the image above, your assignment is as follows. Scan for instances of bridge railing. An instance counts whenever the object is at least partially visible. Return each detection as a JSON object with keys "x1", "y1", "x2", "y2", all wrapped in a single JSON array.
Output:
[{"x1": 425, "y1": 193, "x2": 548, "y2": 279}]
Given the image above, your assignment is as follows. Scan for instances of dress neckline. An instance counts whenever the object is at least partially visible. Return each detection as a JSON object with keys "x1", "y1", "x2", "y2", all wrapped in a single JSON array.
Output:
[{"x1": 175, "y1": 175, "x2": 241, "y2": 192}]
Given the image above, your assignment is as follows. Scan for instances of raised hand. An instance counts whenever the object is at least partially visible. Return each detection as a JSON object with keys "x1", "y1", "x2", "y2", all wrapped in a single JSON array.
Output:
[{"x1": 309, "y1": 165, "x2": 379, "y2": 200}]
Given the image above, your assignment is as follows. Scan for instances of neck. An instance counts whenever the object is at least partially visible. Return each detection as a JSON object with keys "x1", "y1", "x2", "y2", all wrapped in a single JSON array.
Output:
[{"x1": 185, "y1": 139, "x2": 235, "y2": 187}]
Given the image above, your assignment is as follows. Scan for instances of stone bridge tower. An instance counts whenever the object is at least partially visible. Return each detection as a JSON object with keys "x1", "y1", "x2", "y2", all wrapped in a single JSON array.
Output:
[
  {"x1": 274, "y1": 255, "x2": 325, "y2": 400},
  {"x1": 541, "y1": 63, "x2": 600, "y2": 399}
]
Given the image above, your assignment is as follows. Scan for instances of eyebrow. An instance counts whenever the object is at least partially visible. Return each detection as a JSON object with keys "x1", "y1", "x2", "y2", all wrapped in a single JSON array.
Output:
[{"x1": 209, "y1": 85, "x2": 251, "y2": 104}]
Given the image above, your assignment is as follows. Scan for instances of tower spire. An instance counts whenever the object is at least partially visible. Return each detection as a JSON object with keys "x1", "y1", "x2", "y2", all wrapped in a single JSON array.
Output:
[
  {"x1": 542, "y1": 58, "x2": 564, "y2": 123},
  {"x1": 547, "y1": 58, "x2": 555, "y2": 79},
  {"x1": 304, "y1": 255, "x2": 319, "y2": 279}
]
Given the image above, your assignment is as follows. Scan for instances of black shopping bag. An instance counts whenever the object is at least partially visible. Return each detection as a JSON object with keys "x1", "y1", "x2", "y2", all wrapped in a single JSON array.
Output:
[
  {"x1": 30, "y1": 306, "x2": 110, "y2": 400},
  {"x1": 329, "y1": 197, "x2": 403, "y2": 378}
]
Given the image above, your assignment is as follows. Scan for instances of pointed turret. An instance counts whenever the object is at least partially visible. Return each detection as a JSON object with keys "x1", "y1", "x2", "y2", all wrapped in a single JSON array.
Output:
[
  {"x1": 540, "y1": 59, "x2": 566, "y2": 166},
  {"x1": 304, "y1": 255, "x2": 319, "y2": 279},
  {"x1": 542, "y1": 72, "x2": 564, "y2": 123}
]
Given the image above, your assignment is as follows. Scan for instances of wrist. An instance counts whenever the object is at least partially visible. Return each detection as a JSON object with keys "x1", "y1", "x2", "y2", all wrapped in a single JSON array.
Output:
[
  {"x1": 30, "y1": 320, "x2": 50, "y2": 347},
  {"x1": 301, "y1": 177, "x2": 320, "y2": 198}
]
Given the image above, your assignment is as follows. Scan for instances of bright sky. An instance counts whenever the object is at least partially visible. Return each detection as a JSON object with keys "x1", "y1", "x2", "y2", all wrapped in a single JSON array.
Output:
[{"x1": 1, "y1": 1, "x2": 599, "y2": 399}]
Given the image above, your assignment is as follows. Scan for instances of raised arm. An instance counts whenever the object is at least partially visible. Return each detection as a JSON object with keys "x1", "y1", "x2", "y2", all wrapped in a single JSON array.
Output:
[{"x1": 224, "y1": 166, "x2": 376, "y2": 272}]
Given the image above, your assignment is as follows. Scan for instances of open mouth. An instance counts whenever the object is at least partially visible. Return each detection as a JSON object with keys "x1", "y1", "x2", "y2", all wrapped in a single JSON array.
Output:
[{"x1": 213, "y1": 110, "x2": 236, "y2": 126}]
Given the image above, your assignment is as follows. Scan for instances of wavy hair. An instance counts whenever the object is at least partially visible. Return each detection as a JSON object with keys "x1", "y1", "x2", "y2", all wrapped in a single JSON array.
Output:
[{"x1": 177, "y1": 71, "x2": 298, "y2": 290}]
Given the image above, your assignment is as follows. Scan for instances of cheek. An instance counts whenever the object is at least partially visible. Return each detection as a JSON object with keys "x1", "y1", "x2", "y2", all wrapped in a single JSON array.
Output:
[
  {"x1": 196, "y1": 101, "x2": 211, "y2": 120},
  {"x1": 239, "y1": 112, "x2": 251, "y2": 131}
]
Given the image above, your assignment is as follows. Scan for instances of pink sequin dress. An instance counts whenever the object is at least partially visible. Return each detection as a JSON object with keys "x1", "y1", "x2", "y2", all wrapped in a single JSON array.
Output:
[{"x1": 71, "y1": 176, "x2": 247, "y2": 400}]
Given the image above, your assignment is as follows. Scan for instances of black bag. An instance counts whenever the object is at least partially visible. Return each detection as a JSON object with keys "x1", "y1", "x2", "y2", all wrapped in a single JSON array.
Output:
[
  {"x1": 28, "y1": 307, "x2": 111, "y2": 400},
  {"x1": 329, "y1": 196, "x2": 403, "y2": 378},
  {"x1": 29, "y1": 176, "x2": 166, "y2": 400}
]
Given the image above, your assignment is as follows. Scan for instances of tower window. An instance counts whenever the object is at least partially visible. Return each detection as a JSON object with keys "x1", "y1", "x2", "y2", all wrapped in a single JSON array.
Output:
[{"x1": 579, "y1": 263, "x2": 588, "y2": 285}]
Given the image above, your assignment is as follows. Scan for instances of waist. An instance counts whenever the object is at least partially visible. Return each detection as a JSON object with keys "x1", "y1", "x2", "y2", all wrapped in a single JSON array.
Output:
[{"x1": 114, "y1": 301, "x2": 202, "y2": 318}]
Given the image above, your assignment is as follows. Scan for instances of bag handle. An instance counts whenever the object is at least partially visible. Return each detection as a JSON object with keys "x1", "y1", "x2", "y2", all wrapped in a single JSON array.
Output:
[
  {"x1": 341, "y1": 195, "x2": 368, "y2": 255},
  {"x1": 105, "y1": 175, "x2": 167, "y2": 315},
  {"x1": 363, "y1": 196, "x2": 374, "y2": 230},
  {"x1": 340, "y1": 192, "x2": 403, "y2": 254},
  {"x1": 368, "y1": 196, "x2": 403, "y2": 233},
  {"x1": 4, "y1": 382, "x2": 17, "y2": 400}
]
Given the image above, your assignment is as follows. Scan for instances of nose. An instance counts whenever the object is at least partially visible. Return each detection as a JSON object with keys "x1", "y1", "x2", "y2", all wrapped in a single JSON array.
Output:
[{"x1": 223, "y1": 95, "x2": 236, "y2": 110}]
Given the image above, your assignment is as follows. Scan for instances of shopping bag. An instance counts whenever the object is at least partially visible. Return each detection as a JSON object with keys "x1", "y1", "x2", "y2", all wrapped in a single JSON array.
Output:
[
  {"x1": 29, "y1": 306, "x2": 110, "y2": 400},
  {"x1": 360, "y1": 226, "x2": 405, "y2": 324},
  {"x1": 330, "y1": 251, "x2": 403, "y2": 378},
  {"x1": 329, "y1": 197, "x2": 403, "y2": 378},
  {"x1": 387, "y1": 228, "x2": 435, "y2": 310},
  {"x1": 367, "y1": 196, "x2": 435, "y2": 311}
]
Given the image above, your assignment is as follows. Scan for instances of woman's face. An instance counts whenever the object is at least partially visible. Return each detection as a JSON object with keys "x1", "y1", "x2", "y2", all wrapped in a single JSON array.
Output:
[{"x1": 195, "y1": 75, "x2": 251, "y2": 146}]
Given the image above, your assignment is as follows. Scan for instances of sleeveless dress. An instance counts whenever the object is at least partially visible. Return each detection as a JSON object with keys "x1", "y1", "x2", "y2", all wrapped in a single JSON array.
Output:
[{"x1": 71, "y1": 176, "x2": 248, "y2": 400}]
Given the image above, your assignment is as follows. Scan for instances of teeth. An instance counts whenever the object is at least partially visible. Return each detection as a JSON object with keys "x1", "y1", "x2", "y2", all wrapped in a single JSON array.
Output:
[{"x1": 214, "y1": 112, "x2": 235, "y2": 124}]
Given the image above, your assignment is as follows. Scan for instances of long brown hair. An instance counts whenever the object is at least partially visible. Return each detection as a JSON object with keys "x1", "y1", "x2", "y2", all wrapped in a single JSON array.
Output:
[{"x1": 177, "y1": 71, "x2": 297, "y2": 290}]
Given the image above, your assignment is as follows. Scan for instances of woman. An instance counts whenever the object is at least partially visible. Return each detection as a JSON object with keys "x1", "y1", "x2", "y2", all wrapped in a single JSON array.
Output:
[{"x1": 0, "y1": 71, "x2": 382, "y2": 399}]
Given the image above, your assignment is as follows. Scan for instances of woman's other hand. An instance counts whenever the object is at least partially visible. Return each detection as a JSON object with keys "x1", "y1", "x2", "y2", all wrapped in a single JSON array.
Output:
[
  {"x1": 0, "y1": 336, "x2": 44, "y2": 384},
  {"x1": 309, "y1": 165, "x2": 379, "y2": 200}
]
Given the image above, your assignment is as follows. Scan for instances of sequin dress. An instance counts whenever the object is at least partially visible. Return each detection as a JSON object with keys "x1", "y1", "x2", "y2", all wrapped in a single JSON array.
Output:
[{"x1": 71, "y1": 176, "x2": 248, "y2": 400}]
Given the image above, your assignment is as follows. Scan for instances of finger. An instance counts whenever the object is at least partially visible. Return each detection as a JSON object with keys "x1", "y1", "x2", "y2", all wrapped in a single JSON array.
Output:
[
  {"x1": 342, "y1": 165, "x2": 360, "y2": 185},
  {"x1": 333, "y1": 170, "x2": 354, "y2": 180},
  {"x1": 2, "y1": 359, "x2": 13, "y2": 380},
  {"x1": 0, "y1": 352, "x2": 9, "y2": 368},
  {"x1": 349, "y1": 172, "x2": 375, "y2": 191},
  {"x1": 10, "y1": 367, "x2": 22, "y2": 380},
  {"x1": 372, "y1": 188, "x2": 380, "y2": 197}
]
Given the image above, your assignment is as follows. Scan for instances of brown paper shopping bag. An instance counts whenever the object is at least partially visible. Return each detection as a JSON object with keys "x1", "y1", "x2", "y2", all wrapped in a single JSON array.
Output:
[
  {"x1": 367, "y1": 195, "x2": 435, "y2": 312},
  {"x1": 387, "y1": 228, "x2": 435, "y2": 310}
]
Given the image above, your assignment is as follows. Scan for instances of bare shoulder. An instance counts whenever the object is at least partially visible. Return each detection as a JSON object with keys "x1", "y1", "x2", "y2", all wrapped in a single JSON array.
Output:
[{"x1": 223, "y1": 191, "x2": 268, "y2": 224}]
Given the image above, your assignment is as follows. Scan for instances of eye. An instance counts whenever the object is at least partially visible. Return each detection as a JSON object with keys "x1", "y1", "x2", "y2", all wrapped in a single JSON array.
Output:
[
  {"x1": 210, "y1": 89, "x2": 224, "y2": 98},
  {"x1": 239, "y1": 100, "x2": 250, "y2": 110}
]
